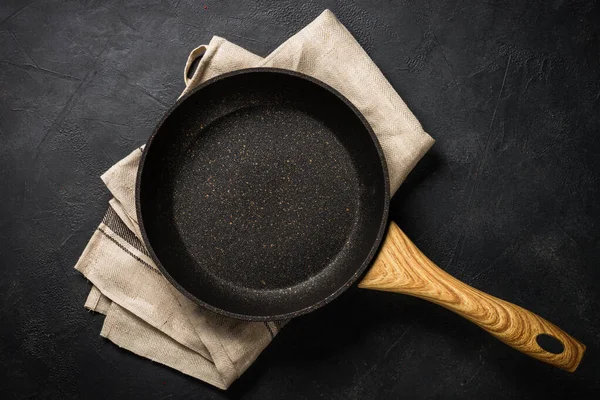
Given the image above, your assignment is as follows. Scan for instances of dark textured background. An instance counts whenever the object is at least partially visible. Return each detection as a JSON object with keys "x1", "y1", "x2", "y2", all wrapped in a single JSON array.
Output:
[{"x1": 1, "y1": 0, "x2": 599, "y2": 398}]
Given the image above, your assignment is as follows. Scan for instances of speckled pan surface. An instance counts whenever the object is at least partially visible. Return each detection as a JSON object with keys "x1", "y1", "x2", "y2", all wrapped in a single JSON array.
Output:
[{"x1": 136, "y1": 69, "x2": 389, "y2": 320}]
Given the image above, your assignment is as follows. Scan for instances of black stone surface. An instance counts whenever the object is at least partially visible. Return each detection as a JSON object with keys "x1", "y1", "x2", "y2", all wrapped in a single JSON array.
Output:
[{"x1": 1, "y1": 1, "x2": 598, "y2": 398}]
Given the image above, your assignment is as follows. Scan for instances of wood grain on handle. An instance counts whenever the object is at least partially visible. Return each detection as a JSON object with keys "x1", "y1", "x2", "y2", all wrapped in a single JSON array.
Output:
[{"x1": 359, "y1": 221, "x2": 586, "y2": 372}]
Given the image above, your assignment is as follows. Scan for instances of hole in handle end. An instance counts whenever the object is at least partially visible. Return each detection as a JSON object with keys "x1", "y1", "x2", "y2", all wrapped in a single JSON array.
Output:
[{"x1": 536, "y1": 333, "x2": 565, "y2": 354}]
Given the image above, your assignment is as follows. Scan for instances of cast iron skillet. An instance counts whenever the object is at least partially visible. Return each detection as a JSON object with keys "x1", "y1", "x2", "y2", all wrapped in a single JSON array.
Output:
[{"x1": 136, "y1": 68, "x2": 584, "y2": 372}]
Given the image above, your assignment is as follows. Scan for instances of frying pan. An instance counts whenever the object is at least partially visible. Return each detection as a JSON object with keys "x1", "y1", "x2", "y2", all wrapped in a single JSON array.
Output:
[{"x1": 136, "y1": 68, "x2": 585, "y2": 372}]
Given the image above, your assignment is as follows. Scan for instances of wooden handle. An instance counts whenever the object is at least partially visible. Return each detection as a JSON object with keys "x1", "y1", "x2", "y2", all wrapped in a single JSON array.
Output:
[{"x1": 359, "y1": 221, "x2": 586, "y2": 372}]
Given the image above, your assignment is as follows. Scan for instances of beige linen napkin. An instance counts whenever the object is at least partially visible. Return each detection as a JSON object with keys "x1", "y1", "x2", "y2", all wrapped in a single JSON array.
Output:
[{"x1": 74, "y1": 9, "x2": 434, "y2": 389}]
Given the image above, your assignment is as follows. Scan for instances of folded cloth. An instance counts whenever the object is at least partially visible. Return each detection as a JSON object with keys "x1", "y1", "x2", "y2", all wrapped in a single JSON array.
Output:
[{"x1": 74, "y1": 9, "x2": 434, "y2": 389}]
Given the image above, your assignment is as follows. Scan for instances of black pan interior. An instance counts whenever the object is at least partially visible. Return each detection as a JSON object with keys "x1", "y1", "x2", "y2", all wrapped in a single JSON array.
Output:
[{"x1": 137, "y1": 69, "x2": 389, "y2": 320}]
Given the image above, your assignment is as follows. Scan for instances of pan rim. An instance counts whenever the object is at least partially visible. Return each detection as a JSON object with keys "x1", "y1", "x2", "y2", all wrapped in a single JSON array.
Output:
[{"x1": 135, "y1": 67, "x2": 390, "y2": 321}]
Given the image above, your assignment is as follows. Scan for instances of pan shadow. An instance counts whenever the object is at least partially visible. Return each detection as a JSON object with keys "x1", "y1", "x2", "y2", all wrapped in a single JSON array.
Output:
[
  {"x1": 229, "y1": 287, "x2": 591, "y2": 398},
  {"x1": 389, "y1": 148, "x2": 442, "y2": 226}
]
